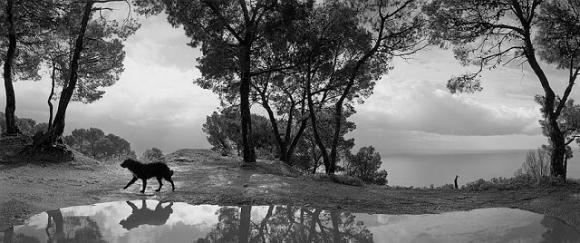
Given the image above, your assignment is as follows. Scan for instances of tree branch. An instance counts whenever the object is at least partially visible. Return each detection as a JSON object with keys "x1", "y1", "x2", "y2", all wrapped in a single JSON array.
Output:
[
  {"x1": 556, "y1": 57, "x2": 580, "y2": 116},
  {"x1": 202, "y1": 0, "x2": 244, "y2": 43}
]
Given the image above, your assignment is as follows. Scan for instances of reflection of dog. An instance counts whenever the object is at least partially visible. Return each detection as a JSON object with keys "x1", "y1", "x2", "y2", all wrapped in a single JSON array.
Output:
[
  {"x1": 121, "y1": 159, "x2": 175, "y2": 193},
  {"x1": 119, "y1": 200, "x2": 174, "y2": 230}
]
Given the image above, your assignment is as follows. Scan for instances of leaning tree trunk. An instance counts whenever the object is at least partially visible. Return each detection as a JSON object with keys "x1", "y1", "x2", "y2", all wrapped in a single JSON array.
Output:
[
  {"x1": 524, "y1": 33, "x2": 568, "y2": 179},
  {"x1": 3, "y1": 0, "x2": 19, "y2": 136},
  {"x1": 261, "y1": 96, "x2": 287, "y2": 162},
  {"x1": 33, "y1": 1, "x2": 93, "y2": 148},
  {"x1": 328, "y1": 15, "x2": 385, "y2": 175},
  {"x1": 239, "y1": 45, "x2": 256, "y2": 163},
  {"x1": 48, "y1": 61, "x2": 57, "y2": 129}
]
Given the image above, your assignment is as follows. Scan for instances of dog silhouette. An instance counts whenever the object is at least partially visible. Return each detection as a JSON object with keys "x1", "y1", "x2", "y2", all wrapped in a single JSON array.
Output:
[{"x1": 119, "y1": 200, "x2": 174, "y2": 230}]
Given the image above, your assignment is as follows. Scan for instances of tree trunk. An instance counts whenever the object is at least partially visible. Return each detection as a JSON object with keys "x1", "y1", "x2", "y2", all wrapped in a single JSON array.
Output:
[
  {"x1": 3, "y1": 0, "x2": 19, "y2": 136},
  {"x1": 330, "y1": 211, "x2": 341, "y2": 243},
  {"x1": 48, "y1": 62, "x2": 56, "y2": 129},
  {"x1": 3, "y1": 226, "x2": 13, "y2": 243},
  {"x1": 46, "y1": 209, "x2": 64, "y2": 242},
  {"x1": 239, "y1": 45, "x2": 256, "y2": 163},
  {"x1": 564, "y1": 155, "x2": 568, "y2": 180},
  {"x1": 286, "y1": 119, "x2": 307, "y2": 163},
  {"x1": 548, "y1": 116, "x2": 566, "y2": 179},
  {"x1": 306, "y1": 75, "x2": 330, "y2": 173},
  {"x1": 261, "y1": 96, "x2": 287, "y2": 162},
  {"x1": 307, "y1": 209, "x2": 321, "y2": 243},
  {"x1": 253, "y1": 206, "x2": 273, "y2": 242},
  {"x1": 328, "y1": 15, "x2": 386, "y2": 175},
  {"x1": 33, "y1": 1, "x2": 93, "y2": 147},
  {"x1": 522, "y1": 25, "x2": 567, "y2": 179},
  {"x1": 239, "y1": 206, "x2": 251, "y2": 243}
]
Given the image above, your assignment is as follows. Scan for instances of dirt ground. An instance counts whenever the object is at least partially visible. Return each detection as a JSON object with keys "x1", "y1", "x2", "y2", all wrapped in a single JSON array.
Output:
[{"x1": 1, "y1": 149, "x2": 580, "y2": 231}]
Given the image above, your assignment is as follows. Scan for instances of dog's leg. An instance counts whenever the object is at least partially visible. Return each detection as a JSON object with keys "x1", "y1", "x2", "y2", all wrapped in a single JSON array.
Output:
[
  {"x1": 166, "y1": 176, "x2": 175, "y2": 191},
  {"x1": 123, "y1": 176, "x2": 137, "y2": 190},
  {"x1": 126, "y1": 201, "x2": 138, "y2": 211},
  {"x1": 156, "y1": 177, "x2": 163, "y2": 192},
  {"x1": 140, "y1": 179, "x2": 147, "y2": 193}
]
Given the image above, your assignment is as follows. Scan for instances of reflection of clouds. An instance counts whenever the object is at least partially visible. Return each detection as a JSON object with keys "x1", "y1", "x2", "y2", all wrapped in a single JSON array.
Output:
[
  {"x1": 12, "y1": 212, "x2": 49, "y2": 242},
  {"x1": 12, "y1": 201, "x2": 221, "y2": 243},
  {"x1": 363, "y1": 208, "x2": 547, "y2": 243}
]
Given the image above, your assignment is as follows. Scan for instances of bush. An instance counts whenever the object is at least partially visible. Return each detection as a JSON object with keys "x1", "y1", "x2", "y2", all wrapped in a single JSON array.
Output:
[
  {"x1": 462, "y1": 175, "x2": 565, "y2": 191},
  {"x1": 515, "y1": 148, "x2": 550, "y2": 179},
  {"x1": 345, "y1": 146, "x2": 388, "y2": 185},
  {"x1": 141, "y1": 147, "x2": 165, "y2": 163},
  {"x1": 308, "y1": 174, "x2": 364, "y2": 187}
]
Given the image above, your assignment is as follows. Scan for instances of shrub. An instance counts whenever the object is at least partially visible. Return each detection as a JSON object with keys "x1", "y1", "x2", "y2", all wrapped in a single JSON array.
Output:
[
  {"x1": 462, "y1": 175, "x2": 566, "y2": 191},
  {"x1": 141, "y1": 147, "x2": 165, "y2": 163},
  {"x1": 345, "y1": 146, "x2": 388, "y2": 185},
  {"x1": 515, "y1": 148, "x2": 550, "y2": 179}
]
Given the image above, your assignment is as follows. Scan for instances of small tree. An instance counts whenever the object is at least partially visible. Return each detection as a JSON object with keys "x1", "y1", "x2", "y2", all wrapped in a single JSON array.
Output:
[
  {"x1": 345, "y1": 146, "x2": 388, "y2": 185},
  {"x1": 1, "y1": 0, "x2": 53, "y2": 136},
  {"x1": 517, "y1": 148, "x2": 551, "y2": 179},
  {"x1": 202, "y1": 106, "x2": 275, "y2": 157},
  {"x1": 202, "y1": 109, "x2": 241, "y2": 155},
  {"x1": 63, "y1": 127, "x2": 135, "y2": 160},
  {"x1": 141, "y1": 147, "x2": 164, "y2": 163},
  {"x1": 0, "y1": 112, "x2": 48, "y2": 136},
  {"x1": 31, "y1": 0, "x2": 139, "y2": 151}
]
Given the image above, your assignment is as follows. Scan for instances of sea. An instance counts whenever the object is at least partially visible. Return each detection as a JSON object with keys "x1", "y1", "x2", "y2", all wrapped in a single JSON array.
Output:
[{"x1": 380, "y1": 149, "x2": 580, "y2": 187}]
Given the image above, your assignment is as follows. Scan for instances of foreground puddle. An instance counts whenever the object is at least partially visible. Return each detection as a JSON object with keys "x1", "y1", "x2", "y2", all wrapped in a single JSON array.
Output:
[{"x1": 2, "y1": 201, "x2": 579, "y2": 243}]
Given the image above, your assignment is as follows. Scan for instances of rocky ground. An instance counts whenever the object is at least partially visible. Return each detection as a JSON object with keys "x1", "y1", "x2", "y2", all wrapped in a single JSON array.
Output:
[{"x1": 1, "y1": 149, "x2": 580, "y2": 232}]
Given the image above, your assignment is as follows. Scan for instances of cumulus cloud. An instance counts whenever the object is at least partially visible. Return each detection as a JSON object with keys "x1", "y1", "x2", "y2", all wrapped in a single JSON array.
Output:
[
  {"x1": 352, "y1": 48, "x2": 543, "y2": 137},
  {"x1": 124, "y1": 14, "x2": 202, "y2": 71},
  {"x1": 354, "y1": 81, "x2": 541, "y2": 136}
]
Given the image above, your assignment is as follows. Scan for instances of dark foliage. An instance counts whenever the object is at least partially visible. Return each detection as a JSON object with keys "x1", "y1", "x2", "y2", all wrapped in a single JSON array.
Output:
[{"x1": 346, "y1": 146, "x2": 388, "y2": 185}]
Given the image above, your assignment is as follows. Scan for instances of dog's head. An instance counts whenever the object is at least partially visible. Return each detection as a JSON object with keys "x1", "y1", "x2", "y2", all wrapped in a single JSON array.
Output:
[
  {"x1": 119, "y1": 219, "x2": 136, "y2": 230},
  {"x1": 120, "y1": 159, "x2": 131, "y2": 168}
]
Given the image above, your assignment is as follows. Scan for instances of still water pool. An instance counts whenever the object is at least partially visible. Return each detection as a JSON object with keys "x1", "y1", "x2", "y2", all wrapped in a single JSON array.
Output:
[{"x1": 2, "y1": 200, "x2": 579, "y2": 243}]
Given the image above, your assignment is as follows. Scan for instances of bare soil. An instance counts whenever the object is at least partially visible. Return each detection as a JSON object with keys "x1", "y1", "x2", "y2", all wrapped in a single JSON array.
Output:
[{"x1": 1, "y1": 149, "x2": 580, "y2": 231}]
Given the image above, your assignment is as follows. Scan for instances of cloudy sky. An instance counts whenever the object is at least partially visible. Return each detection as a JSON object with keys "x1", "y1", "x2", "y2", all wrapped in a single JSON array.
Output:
[{"x1": 2, "y1": 11, "x2": 578, "y2": 156}]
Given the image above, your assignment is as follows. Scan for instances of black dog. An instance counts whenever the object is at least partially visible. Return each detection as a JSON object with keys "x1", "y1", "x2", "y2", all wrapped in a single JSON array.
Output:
[{"x1": 121, "y1": 158, "x2": 175, "y2": 193}]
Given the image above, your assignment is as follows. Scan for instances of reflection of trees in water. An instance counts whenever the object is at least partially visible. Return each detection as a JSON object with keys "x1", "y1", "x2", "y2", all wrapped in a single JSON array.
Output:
[
  {"x1": 2, "y1": 209, "x2": 106, "y2": 243},
  {"x1": 196, "y1": 206, "x2": 374, "y2": 243},
  {"x1": 541, "y1": 216, "x2": 580, "y2": 242},
  {"x1": 44, "y1": 209, "x2": 106, "y2": 243},
  {"x1": 2, "y1": 226, "x2": 40, "y2": 243}
]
